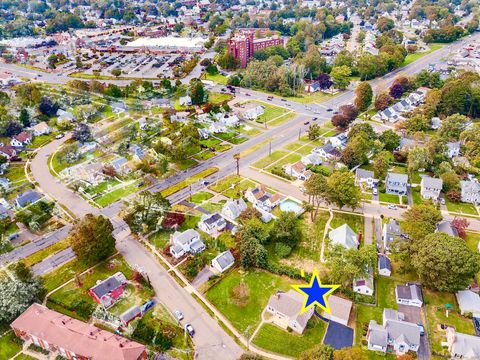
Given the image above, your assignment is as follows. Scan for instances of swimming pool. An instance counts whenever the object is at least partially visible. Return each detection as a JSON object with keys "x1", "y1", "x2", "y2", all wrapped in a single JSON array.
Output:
[{"x1": 279, "y1": 199, "x2": 303, "y2": 214}]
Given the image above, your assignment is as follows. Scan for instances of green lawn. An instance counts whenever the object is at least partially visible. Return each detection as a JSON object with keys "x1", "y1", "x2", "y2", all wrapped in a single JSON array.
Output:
[
  {"x1": 465, "y1": 232, "x2": 480, "y2": 252},
  {"x1": 267, "y1": 153, "x2": 302, "y2": 170},
  {"x1": 209, "y1": 175, "x2": 244, "y2": 193},
  {"x1": 204, "y1": 72, "x2": 228, "y2": 85},
  {"x1": 252, "y1": 318, "x2": 327, "y2": 357},
  {"x1": 330, "y1": 212, "x2": 364, "y2": 235},
  {"x1": 355, "y1": 304, "x2": 384, "y2": 345},
  {"x1": 222, "y1": 179, "x2": 257, "y2": 199},
  {"x1": 95, "y1": 180, "x2": 145, "y2": 207},
  {"x1": 445, "y1": 199, "x2": 478, "y2": 216},
  {"x1": 41, "y1": 258, "x2": 91, "y2": 293},
  {"x1": 424, "y1": 289, "x2": 475, "y2": 355},
  {"x1": 252, "y1": 150, "x2": 289, "y2": 169},
  {"x1": 161, "y1": 167, "x2": 218, "y2": 198},
  {"x1": 5, "y1": 164, "x2": 28, "y2": 184},
  {"x1": 0, "y1": 331, "x2": 22, "y2": 360},
  {"x1": 22, "y1": 237, "x2": 71, "y2": 267},
  {"x1": 411, "y1": 187, "x2": 423, "y2": 205},
  {"x1": 15, "y1": 354, "x2": 38, "y2": 360},
  {"x1": 285, "y1": 91, "x2": 337, "y2": 104},
  {"x1": 175, "y1": 158, "x2": 198, "y2": 170},
  {"x1": 190, "y1": 191, "x2": 214, "y2": 204},
  {"x1": 248, "y1": 102, "x2": 291, "y2": 124},
  {"x1": 148, "y1": 230, "x2": 171, "y2": 250},
  {"x1": 268, "y1": 112, "x2": 296, "y2": 126},
  {"x1": 378, "y1": 192, "x2": 401, "y2": 204},
  {"x1": 402, "y1": 44, "x2": 443, "y2": 66},
  {"x1": 206, "y1": 269, "x2": 297, "y2": 337},
  {"x1": 376, "y1": 276, "x2": 397, "y2": 310},
  {"x1": 209, "y1": 92, "x2": 233, "y2": 105}
]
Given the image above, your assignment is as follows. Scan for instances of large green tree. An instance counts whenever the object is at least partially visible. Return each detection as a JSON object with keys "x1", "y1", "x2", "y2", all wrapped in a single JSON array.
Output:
[
  {"x1": 354, "y1": 82, "x2": 373, "y2": 112},
  {"x1": 413, "y1": 232, "x2": 480, "y2": 292},
  {"x1": 326, "y1": 170, "x2": 361, "y2": 209},
  {"x1": 330, "y1": 66, "x2": 351, "y2": 90},
  {"x1": 70, "y1": 214, "x2": 116, "y2": 264}
]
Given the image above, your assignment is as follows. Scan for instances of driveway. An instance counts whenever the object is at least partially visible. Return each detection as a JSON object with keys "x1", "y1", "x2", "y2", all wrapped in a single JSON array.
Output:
[
  {"x1": 398, "y1": 304, "x2": 430, "y2": 360},
  {"x1": 191, "y1": 266, "x2": 214, "y2": 289}
]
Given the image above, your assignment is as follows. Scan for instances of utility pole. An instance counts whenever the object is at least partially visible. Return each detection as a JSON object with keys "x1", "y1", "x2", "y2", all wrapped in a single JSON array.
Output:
[
  {"x1": 298, "y1": 128, "x2": 301, "y2": 140},
  {"x1": 233, "y1": 153, "x2": 240, "y2": 176},
  {"x1": 269, "y1": 141, "x2": 272, "y2": 156}
]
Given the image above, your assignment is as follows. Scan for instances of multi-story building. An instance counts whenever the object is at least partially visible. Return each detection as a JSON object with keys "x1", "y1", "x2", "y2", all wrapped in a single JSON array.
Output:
[{"x1": 228, "y1": 29, "x2": 284, "y2": 68}]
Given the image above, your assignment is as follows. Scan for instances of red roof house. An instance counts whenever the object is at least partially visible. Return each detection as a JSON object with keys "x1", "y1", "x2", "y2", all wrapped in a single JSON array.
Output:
[{"x1": 88, "y1": 272, "x2": 127, "y2": 308}]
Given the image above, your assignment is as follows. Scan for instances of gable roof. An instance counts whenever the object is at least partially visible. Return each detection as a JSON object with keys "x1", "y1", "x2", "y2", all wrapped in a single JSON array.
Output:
[
  {"x1": 267, "y1": 290, "x2": 313, "y2": 329},
  {"x1": 90, "y1": 274, "x2": 123, "y2": 298},
  {"x1": 172, "y1": 229, "x2": 200, "y2": 246},
  {"x1": 10, "y1": 303, "x2": 146, "y2": 360},
  {"x1": 329, "y1": 224, "x2": 359, "y2": 249},
  {"x1": 396, "y1": 284, "x2": 423, "y2": 302},
  {"x1": 326, "y1": 295, "x2": 352, "y2": 322},
  {"x1": 421, "y1": 176, "x2": 443, "y2": 190},
  {"x1": 16, "y1": 190, "x2": 41, "y2": 207},
  {"x1": 212, "y1": 250, "x2": 235, "y2": 271},
  {"x1": 378, "y1": 254, "x2": 391, "y2": 271},
  {"x1": 456, "y1": 290, "x2": 480, "y2": 315}
]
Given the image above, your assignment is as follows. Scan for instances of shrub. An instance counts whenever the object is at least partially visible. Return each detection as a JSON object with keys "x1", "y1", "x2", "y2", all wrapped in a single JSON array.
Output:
[{"x1": 274, "y1": 243, "x2": 292, "y2": 258}]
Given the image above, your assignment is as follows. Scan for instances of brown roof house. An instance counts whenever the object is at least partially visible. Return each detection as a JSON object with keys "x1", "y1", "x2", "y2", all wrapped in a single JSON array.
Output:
[
  {"x1": 265, "y1": 290, "x2": 314, "y2": 334},
  {"x1": 11, "y1": 303, "x2": 147, "y2": 360}
]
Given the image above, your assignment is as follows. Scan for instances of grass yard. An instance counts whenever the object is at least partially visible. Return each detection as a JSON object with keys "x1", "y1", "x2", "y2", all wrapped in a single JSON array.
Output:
[
  {"x1": 206, "y1": 269, "x2": 297, "y2": 337},
  {"x1": 267, "y1": 153, "x2": 302, "y2": 170},
  {"x1": 268, "y1": 111, "x2": 296, "y2": 126},
  {"x1": 0, "y1": 331, "x2": 22, "y2": 360},
  {"x1": 222, "y1": 179, "x2": 257, "y2": 199},
  {"x1": 22, "y1": 237, "x2": 71, "y2": 267},
  {"x1": 209, "y1": 175, "x2": 243, "y2": 193},
  {"x1": 193, "y1": 150, "x2": 216, "y2": 161},
  {"x1": 250, "y1": 102, "x2": 290, "y2": 124},
  {"x1": 190, "y1": 191, "x2": 214, "y2": 204},
  {"x1": 204, "y1": 72, "x2": 228, "y2": 85},
  {"x1": 424, "y1": 289, "x2": 475, "y2": 355},
  {"x1": 252, "y1": 318, "x2": 328, "y2": 357},
  {"x1": 285, "y1": 90, "x2": 337, "y2": 104},
  {"x1": 411, "y1": 187, "x2": 423, "y2": 205},
  {"x1": 175, "y1": 158, "x2": 198, "y2": 170},
  {"x1": 252, "y1": 150, "x2": 289, "y2": 169},
  {"x1": 200, "y1": 200, "x2": 225, "y2": 213},
  {"x1": 5, "y1": 164, "x2": 28, "y2": 184},
  {"x1": 148, "y1": 230, "x2": 171, "y2": 250},
  {"x1": 95, "y1": 180, "x2": 145, "y2": 207},
  {"x1": 330, "y1": 212, "x2": 364, "y2": 235},
  {"x1": 355, "y1": 304, "x2": 384, "y2": 345},
  {"x1": 376, "y1": 276, "x2": 397, "y2": 310},
  {"x1": 445, "y1": 199, "x2": 478, "y2": 216},
  {"x1": 209, "y1": 92, "x2": 233, "y2": 105},
  {"x1": 379, "y1": 192, "x2": 401, "y2": 204},
  {"x1": 465, "y1": 232, "x2": 480, "y2": 252},
  {"x1": 402, "y1": 44, "x2": 443, "y2": 66},
  {"x1": 41, "y1": 258, "x2": 91, "y2": 293}
]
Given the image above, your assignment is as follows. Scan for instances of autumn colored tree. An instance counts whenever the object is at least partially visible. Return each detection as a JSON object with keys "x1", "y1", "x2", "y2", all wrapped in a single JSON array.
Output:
[
  {"x1": 451, "y1": 217, "x2": 470, "y2": 239},
  {"x1": 374, "y1": 92, "x2": 393, "y2": 111},
  {"x1": 355, "y1": 82, "x2": 373, "y2": 112}
]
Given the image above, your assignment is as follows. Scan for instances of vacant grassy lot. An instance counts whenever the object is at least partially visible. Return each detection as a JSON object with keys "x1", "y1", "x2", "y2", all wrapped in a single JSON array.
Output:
[
  {"x1": 206, "y1": 269, "x2": 296, "y2": 337},
  {"x1": 402, "y1": 44, "x2": 443, "y2": 66},
  {"x1": 330, "y1": 212, "x2": 364, "y2": 235},
  {"x1": 252, "y1": 150, "x2": 289, "y2": 169},
  {"x1": 445, "y1": 199, "x2": 478, "y2": 216},
  {"x1": 161, "y1": 167, "x2": 218, "y2": 197},
  {"x1": 252, "y1": 318, "x2": 327, "y2": 357},
  {"x1": 204, "y1": 73, "x2": 228, "y2": 85},
  {"x1": 95, "y1": 180, "x2": 145, "y2": 207}
]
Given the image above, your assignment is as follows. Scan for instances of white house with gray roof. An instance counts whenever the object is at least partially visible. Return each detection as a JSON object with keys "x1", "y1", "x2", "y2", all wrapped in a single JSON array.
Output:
[
  {"x1": 396, "y1": 284, "x2": 423, "y2": 307},
  {"x1": 221, "y1": 198, "x2": 247, "y2": 220},
  {"x1": 383, "y1": 219, "x2": 402, "y2": 252},
  {"x1": 211, "y1": 250, "x2": 235, "y2": 273},
  {"x1": 420, "y1": 176, "x2": 443, "y2": 200},
  {"x1": 266, "y1": 290, "x2": 315, "y2": 334},
  {"x1": 367, "y1": 308, "x2": 421, "y2": 355},
  {"x1": 355, "y1": 168, "x2": 378, "y2": 189},
  {"x1": 456, "y1": 290, "x2": 480, "y2": 317},
  {"x1": 169, "y1": 229, "x2": 205, "y2": 259},
  {"x1": 446, "y1": 141, "x2": 461, "y2": 158},
  {"x1": 197, "y1": 213, "x2": 227, "y2": 236},
  {"x1": 385, "y1": 172, "x2": 408, "y2": 195},
  {"x1": 461, "y1": 180, "x2": 480, "y2": 205},
  {"x1": 328, "y1": 224, "x2": 359, "y2": 250},
  {"x1": 446, "y1": 327, "x2": 480, "y2": 359}
]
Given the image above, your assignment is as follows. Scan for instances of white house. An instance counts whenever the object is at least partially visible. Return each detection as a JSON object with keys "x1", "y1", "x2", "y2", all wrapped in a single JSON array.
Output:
[
  {"x1": 328, "y1": 133, "x2": 348, "y2": 149},
  {"x1": 243, "y1": 105, "x2": 265, "y2": 120},
  {"x1": 461, "y1": 180, "x2": 480, "y2": 205},
  {"x1": 353, "y1": 269, "x2": 374, "y2": 296},
  {"x1": 301, "y1": 152, "x2": 322, "y2": 166},
  {"x1": 56, "y1": 109, "x2": 75, "y2": 122},
  {"x1": 446, "y1": 327, "x2": 480, "y2": 359},
  {"x1": 395, "y1": 284, "x2": 423, "y2": 307},
  {"x1": 314, "y1": 143, "x2": 341, "y2": 161},
  {"x1": 420, "y1": 176, "x2": 443, "y2": 201},
  {"x1": 355, "y1": 168, "x2": 378, "y2": 189},
  {"x1": 169, "y1": 229, "x2": 205, "y2": 259},
  {"x1": 245, "y1": 185, "x2": 282, "y2": 212},
  {"x1": 378, "y1": 254, "x2": 392, "y2": 277},
  {"x1": 328, "y1": 224, "x2": 359, "y2": 250},
  {"x1": 211, "y1": 250, "x2": 235, "y2": 273},
  {"x1": 446, "y1": 141, "x2": 461, "y2": 158},
  {"x1": 31, "y1": 122, "x2": 51, "y2": 136},
  {"x1": 221, "y1": 198, "x2": 247, "y2": 220},
  {"x1": 383, "y1": 219, "x2": 402, "y2": 252},
  {"x1": 284, "y1": 161, "x2": 306, "y2": 179},
  {"x1": 385, "y1": 172, "x2": 408, "y2": 195},
  {"x1": 10, "y1": 132, "x2": 32, "y2": 147},
  {"x1": 197, "y1": 213, "x2": 226, "y2": 236},
  {"x1": 265, "y1": 290, "x2": 315, "y2": 334},
  {"x1": 456, "y1": 290, "x2": 480, "y2": 317}
]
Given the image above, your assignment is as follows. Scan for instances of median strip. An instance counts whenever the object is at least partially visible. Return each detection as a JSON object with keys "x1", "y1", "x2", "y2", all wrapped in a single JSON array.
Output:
[{"x1": 160, "y1": 167, "x2": 219, "y2": 197}]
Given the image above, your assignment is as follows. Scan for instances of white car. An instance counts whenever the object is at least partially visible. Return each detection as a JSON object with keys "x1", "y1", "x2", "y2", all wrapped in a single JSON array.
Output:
[
  {"x1": 185, "y1": 323, "x2": 195, "y2": 337},
  {"x1": 372, "y1": 188, "x2": 378, "y2": 195},
  {"x1": 387, "y1": 204, "x2": 397, "y2": 210},
  {"x1": 173, "y1": 310, "x2": 184, "y2": 321}
]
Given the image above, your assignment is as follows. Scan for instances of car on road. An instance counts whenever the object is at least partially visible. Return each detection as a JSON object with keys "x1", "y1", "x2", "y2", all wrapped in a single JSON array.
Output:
[
  {"x1": 201, "y1": 180, "x2": 210, "y2": 186},
  {"x1": 312, "y1": 117, "x2": 318, "y2": 121},
  {"x1": 372, "y1": 188, "x2": 378, "y2": 195},
  {"x1": 387, "y1": 204, "x2": 397, "y2": 210},
  {"x1": 327, "y1": 108, "x2": 333, "y2": 112},
  {"x1": 267, "y1": 96, "x2": 273, "y2": 101},
  {"x1": 304, "y1": 121, "x2": 310, "y2": 125},
  {"x1": 173, "y1": 310, "x2": 184, "y2": 321},
  {"x1": 281, "y1": 98, "x2": 287, "y2": 102},
  {"x1": 245, "y1": 93, "x2": 251, "y2": 96},
  {"x1": 417, "y1": 323, "x2": 425, "y2": 336},
  {"x1": 55, "y1": 133, "x2": 65, "y2": 139},
  {"x1": 333, "y1": 111, "x2": 339, "y2": 114},
  {"x1": 440, "y1": 198, "x2": 445, "y2": 205},
  {"x1": 473, "y1": 317, "x2": 480, "y2": 335},
  {"x1": 185, "y1": 323, "x2": 195, "y2": 337}
]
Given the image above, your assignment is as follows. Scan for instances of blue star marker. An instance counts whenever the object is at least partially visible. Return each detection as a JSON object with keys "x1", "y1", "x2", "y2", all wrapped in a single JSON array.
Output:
[{"x1": 292, "y1": 269, "x2": 340, "y2": 314}]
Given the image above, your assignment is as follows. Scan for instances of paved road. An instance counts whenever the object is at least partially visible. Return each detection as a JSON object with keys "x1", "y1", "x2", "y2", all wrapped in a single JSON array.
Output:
[
  {"x1": 0, "y1": 225, "x2": 71, "y2": 266},
  {"x1": 31, "y1": 247, "x2": 76, "y2": 276}
]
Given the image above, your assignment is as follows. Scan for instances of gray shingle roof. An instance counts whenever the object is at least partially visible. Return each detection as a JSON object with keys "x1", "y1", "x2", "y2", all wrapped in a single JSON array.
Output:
[{"x1": 213, "y1": 250, "x2": 235, "y2": 271}]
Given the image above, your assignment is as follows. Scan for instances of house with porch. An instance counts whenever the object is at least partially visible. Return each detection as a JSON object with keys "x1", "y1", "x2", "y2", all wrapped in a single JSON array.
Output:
[
  {"x1": 420, "y1": 176, "x2": 443, "y2": 201},
  {"x1": 385, "y1": 172, "x2": 408, "y2": 195},
  {"x1": 222, "y1": 198, "x2": 247, "y2": 220},
  {"x1": 169, "y1": 229, "x2": 205, "y2": 259},
  {"x1": 461, "y1": 180, "x2": 480, "y2": 205},
  {"x1": 197, "y1": 213, "x2": 227, "y2": 236}
]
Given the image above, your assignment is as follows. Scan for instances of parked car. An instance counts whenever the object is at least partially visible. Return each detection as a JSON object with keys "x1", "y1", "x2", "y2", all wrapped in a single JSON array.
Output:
[
  {"x1": 185, "y1": 323, "x2": 195, "y2": 337},
  {"x1": 55, "y1": 133, "x2": 65, "y2": 140},
  {"x1": 372, "y1": 188, "x2": 378, "y2": 195},
  {"x1": 440, "y1": 198, "x2": 445, "y2": 205},
  {"x1": 473, "y1": 317, "x2": 480, "y2": 335},
  {"x1": 417, "y1": 323, "x2": 425, "y2": 336},
  {"x1": 312, "y1": 117, "x2": 318, "y2": 121},
  {"x1": 281, "y1": 98, "x2": 287, "y2": 102},
  {"x1": 8, "y1": 233, "x2": 19, "y2": 241},
  {"x1": 327, "y1": 108, "x2": 333, "y2": 112},
  {"x1": 174, "y1": 310, "x2": 184, "y2": 321},
  {"x1": 387, "y1": 204, "x2": 397, "y2": 210},
  {"x1": 304, "y1": 121, "x2": 310, "y2": 125}
]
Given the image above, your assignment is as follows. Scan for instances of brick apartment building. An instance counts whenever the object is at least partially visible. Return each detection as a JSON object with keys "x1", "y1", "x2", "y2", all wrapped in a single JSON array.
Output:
[
  {"x1": 228, "y1": 29, "x2": 284, "y2": 68},
  {"x1": 11, "y1": 303, "x2": 147, "y2": 360}
]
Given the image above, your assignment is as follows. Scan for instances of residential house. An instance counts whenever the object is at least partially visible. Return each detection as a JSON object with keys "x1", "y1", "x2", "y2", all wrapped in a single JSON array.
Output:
[
  {"x1": 378, "y1": 254, "x2": 392, "y2": 277},
  {"x1": 385, "y1": 172, "x2": 408, "y2": 195},
  {"x1": 111, "y1": 102, "x2": 128, "y2": 114},
  {"x1": 355, "y1": 169, "x2": 378, "y2": 189},
  {"x1": 214, "y1": 112, "x2": 240, "y2": 127},
  {"x1": 11, "y1": 132, "x2": 32, "y2": 147},
  {"x1": 0, "y1": 177, "x2": 10, "y2": 190},
  {"x1": 301, "y1": 152, "x2": 322, "y2": 166},
  {"x1": 328, "y1": 224, "x2": 359, "y2": 250},
  {"x1": 11, "y1": 303, "x2": 147, "y2": 360},
  {"x1": 446, "y1": 141, "x2": 461, "y2": 158},
  {"x1": 208, "y1": 121, "x2": 227, "y2": 134},
  {"x1": 395, "y1": 284, "x2": 423, "y2": 307},
  {"x1": 243, "y1": 105, "x2": 265, "y2": 120},
  {"x1": 446, "y1": 327, "x2": 480, "y2": 359},
  {"x1": 420, "y1": 176, "x2": 443, "y2": 200},
  {"x1": 198, "y1": 128, "x2": 210, "y2": 139},
  {"x1": 0, "y1": 146, "x2": 16, "y2": 159},
  {"x1": 130, "y1": 144, "x2": 146, "y2": 162},
  {"x1": 32, "y1": 121, "x2": 51, "y2": 136},
  {"x1": 179, "y1": 95, "x2": 192, "y2": 106},
  {"x1": 211, "y1": 250, "x2": 235, "y2": 273},
  {"x1": 314, "y1": 143, "x2": 341, "y2": 161},
  {"x1": 266, "y1": 290, "x2": 315, "y2": 334},
  {"x1": 0, "y1": 203, "x2": 9, "y2": 220},
  {"x1": 284, "y1": 161, "x2": 306, "y2": 179},
  {"x1": 436, "y1": 220, "x2": 459, "y2": 237},
  {"x1": 456, "y1": 290, "x2": 480, "y2": 317},
  {"x1": 367, "y1": 308, "x2": 421, "y2": 355},
  {"x1": 353, "y1": 268, "x2": 374, "y2": 296},
  {"x1": 56, "y1": 109, "x2": 75, "y2": 122},
  {"x1": 383, "y1": 219, "x2": 402, "y2": 252},
  {"x1": 328, "y1": 133, "x2": 348, "y2": 149},
  {"x1": 119, "y1": 305, "x2": 142, "y2": 326},
  {"x1": 60, "y1": 162, "x2": 105, "y2": 185},
  {"x1": 169, "y1": 229, "x2": 205, "y2": 259},
  {"x1": 88, "y1": 272, "x2": 127, "y2": 308},
  {"x1": 110, "y1": 157, "x2": 131, "y2": 176},
  {"x1": 221, "y1": 198, "x2": 247, "y2": 220},
  {"x1": 197, "y1": 213, "x2": 227, "y2": 236},
  {"x1": 461, "y1": 180, "x2": 480, "y2": 205},
  {"x1": 431, "y1": 117, "x2": 441, "y2": 130},
  {"x1": 322, "y1": 295, "x2": 352, "y2": 326},
  {"x1": 16, "y1": 190, "x2": 42, "y2": 208},
  {"x1": 245, "y1": 185, "x2": 282, "y2": 212}
]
